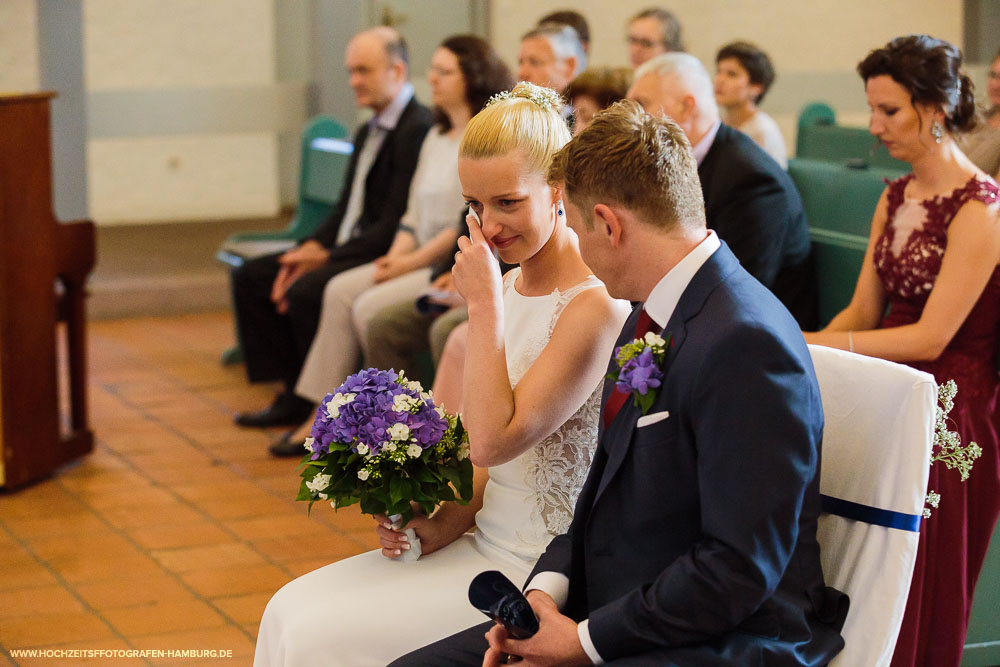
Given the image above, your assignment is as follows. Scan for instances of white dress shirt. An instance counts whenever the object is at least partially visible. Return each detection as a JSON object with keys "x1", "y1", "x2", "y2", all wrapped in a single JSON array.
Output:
[
  {"x1": 525, "y1": 230, "x2": 722, "y2": 664},
  {"x1": 336, "y1": 83, "x2": 415, "y2": 246}
]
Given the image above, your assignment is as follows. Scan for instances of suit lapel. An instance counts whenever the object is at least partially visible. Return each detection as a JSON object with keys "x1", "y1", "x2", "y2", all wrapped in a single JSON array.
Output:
[{"x1": 588, "y1": 245, "x2": 741, "y2": 509}]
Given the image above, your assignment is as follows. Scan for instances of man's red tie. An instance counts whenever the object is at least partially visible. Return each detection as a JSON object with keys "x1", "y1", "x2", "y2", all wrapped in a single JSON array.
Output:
[{"x1": 603, "y1": 308, "x2": 657, "y2": 430}]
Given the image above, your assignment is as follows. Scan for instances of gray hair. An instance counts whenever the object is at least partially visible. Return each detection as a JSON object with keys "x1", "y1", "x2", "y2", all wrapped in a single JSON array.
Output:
[
  {"x1": 523, "y1": 23, "x2": 587, "y2": 78},
  {"x1": 634, "y1": 52, "x2": 717, "y2": 119}
]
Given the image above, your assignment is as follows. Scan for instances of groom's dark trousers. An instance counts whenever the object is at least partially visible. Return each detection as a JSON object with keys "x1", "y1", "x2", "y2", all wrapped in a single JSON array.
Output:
[{"x1": 390, "y1": 243, "x2": 847, "y2": 666}]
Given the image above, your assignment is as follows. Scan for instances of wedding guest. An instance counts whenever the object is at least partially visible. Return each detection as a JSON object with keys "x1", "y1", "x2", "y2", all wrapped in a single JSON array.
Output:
[
  {"x1": 252, "y1": 83, "x2": 630, "y2": 666},
  {"x1": 232, "y1": 27, "x2": 432, "y2": 429},
  {"x1": 626, "y1": 7, "x2": 684, "y2": 68},
  {"x1": 267, "y1": 35, "x2": 512, "y2": 457},
  {"x1": 804, "y1": 35, "x2": 1000, "y2": 667},
  {"x1": 394, "y1": 99, "x2": 847, "y2": 666},
  {"x1": 628, "y1": 52, "x2": 817, "y2": 327},
  {"x1": 566, "y1": 66, "x2": 633, "y2": 135},
  {"x1": 960, "y1": 47, "x2": 1000, "y2": 178},
  {"x1": 715, "y1": 40, "x2": 788, "y2": 168},
  {"x1": 987, "y1": 47, "x2": 1000, "y2": 128},
  {"x1": 538, "y1": 9, "x2": 590, "y2": 55},
  {"x1": 517, "y1": 23, "x2": 586, "y2": 98}
]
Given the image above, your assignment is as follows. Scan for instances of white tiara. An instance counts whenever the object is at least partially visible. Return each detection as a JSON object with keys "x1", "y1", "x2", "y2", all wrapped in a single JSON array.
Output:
[{"x1": 486, "y1": 83, "x2": 561, "y2": 112}]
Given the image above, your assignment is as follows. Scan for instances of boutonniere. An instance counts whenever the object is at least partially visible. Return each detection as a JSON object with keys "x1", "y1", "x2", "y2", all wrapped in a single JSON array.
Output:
[{"x1": 607, "y1": 331, "x2": 671, "y2": 415}]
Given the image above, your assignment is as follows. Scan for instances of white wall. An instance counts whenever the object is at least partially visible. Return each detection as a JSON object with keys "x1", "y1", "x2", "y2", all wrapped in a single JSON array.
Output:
[
  {"x1": 84, "y1": 0, "x2": 280, "y2": 224},
  {"x1": 491, "y1": 0, "x2": 964, "y2": 145},
  {"x1": 0, "y1": 0, "x2": 40, "y2": 93}
]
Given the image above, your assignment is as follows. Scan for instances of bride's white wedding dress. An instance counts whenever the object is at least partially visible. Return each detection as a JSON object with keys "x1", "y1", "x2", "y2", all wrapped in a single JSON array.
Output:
[{"x1": 253, "y1": 269, "x2": 629, "y2": 667}]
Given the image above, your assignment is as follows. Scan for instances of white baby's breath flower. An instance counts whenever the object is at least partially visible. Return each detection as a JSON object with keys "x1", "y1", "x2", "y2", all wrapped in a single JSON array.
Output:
[
  {"x1": 303, "y1": 436, "x2": 316, "y2": 453},
  {"x1": 644, "y1": 332, "x2": 666, "y2": 348},
  {"x1": 407, "y1": 443, "x2": 423, "y2": 459},
  {"x1": 356, "y1": 442, "x2": 369, "y2": 456},
  {"x1": 325, "y1": 392, "x2": 357, "y2": 419},
  {"x1": 388, "y1": 423, "x2": 410, "y2": 441},
  {"x1": 357, "y1": 469, "x2": 370, "y2": 481},
  {"x1": 305, "y1": 473, "x2": 332, "y2": 494}
]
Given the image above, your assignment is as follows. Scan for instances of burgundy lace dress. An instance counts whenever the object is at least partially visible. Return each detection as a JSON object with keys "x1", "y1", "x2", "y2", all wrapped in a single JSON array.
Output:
[{"x1": 876, "y1": 174, "x2": 1000, "y2": 667}]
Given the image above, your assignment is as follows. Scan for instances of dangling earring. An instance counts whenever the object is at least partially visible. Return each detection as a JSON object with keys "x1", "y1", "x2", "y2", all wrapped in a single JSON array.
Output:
[
  {"x1": 931, "y1": 120, "x2": 944, "y2": 144},
  {"x1": 556, "y1": 200, "x2": 564, "y2": 217}
]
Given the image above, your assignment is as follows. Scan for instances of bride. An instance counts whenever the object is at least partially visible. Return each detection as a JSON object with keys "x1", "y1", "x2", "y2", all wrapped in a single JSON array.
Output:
[{"x1": 253, "y1": 82, "x2": 631, "y2": 666}]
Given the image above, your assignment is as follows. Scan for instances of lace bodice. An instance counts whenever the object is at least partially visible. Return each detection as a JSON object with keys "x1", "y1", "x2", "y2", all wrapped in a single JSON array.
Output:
[
  {"x1": 874, "y1": 173, "x2": 1000, "y2": 396},
  {"x1": 474, "y1": 269, "x2": 630, "y2": 564}
]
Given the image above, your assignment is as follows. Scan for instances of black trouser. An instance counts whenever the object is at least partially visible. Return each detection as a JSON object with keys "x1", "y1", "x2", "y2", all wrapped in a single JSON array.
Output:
[{"x1": 230, "y1": 251, "x2": 367, "y2": 391}]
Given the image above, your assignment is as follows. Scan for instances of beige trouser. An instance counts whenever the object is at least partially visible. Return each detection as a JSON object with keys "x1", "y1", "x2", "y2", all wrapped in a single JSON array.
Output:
[{"x1": 295, "y1": 262, "x2": 432, "y2": 403}]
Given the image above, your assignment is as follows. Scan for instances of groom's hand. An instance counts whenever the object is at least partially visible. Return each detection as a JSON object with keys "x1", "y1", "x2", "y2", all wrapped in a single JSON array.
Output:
[{"x1": 482, "y1": 591, "x2": 590, "y2": 666}]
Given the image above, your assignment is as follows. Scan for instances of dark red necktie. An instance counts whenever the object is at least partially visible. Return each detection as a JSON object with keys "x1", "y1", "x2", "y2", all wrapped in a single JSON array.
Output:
[{"x1": 603, "y1": 308, "x2": 657, "y2": 430}]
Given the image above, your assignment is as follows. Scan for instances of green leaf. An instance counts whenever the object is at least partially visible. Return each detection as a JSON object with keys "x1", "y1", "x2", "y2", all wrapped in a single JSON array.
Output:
[{"x1": 636, "y1": 389, "x2": 656, "y2": 415}]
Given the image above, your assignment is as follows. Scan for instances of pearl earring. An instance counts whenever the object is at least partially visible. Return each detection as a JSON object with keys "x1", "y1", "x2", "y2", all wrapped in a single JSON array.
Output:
[{"x1": 931, "y1": 120, "x2": 944, "y2": 144}]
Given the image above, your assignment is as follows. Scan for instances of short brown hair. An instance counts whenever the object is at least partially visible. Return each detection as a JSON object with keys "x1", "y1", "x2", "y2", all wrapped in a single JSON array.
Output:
[
  {"x1": 548, "y1": 99, "x2": 705, "y2": 230},
  {"x1": 630, "y1": 7, "x2": 684, "y2": 52},
  {"x1": 565, "y1": 67, "x2": 633, "y2": 110}
]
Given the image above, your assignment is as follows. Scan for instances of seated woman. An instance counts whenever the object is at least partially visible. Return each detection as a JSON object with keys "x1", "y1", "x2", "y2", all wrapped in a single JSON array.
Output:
[
  {"x1": 565, "y1": 66, "x2": 632, "y2": 135},
  {"x1": 960, "y1": 46, "x2": 1000, "y2": 179},
  {"x1": 252, "y1": 82, "x2": 631, "y2": 666},
  {"x1": 803, "y1": 35, "x2": 1000, "y2": 667},
  {"x1": 268, "y1": 35, "x2": 512, "y2": 457},
  {"x1": 714, "y1": 40, "x2": 787, "y2": 167}
]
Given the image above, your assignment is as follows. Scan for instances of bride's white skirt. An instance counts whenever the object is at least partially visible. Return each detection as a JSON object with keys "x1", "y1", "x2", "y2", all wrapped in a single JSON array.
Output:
[{"x1": 253, "y1": 533, "x2": 532, "y2": 667}]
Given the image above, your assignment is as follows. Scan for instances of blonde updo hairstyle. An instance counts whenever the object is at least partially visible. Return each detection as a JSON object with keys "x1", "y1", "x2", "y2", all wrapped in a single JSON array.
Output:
[{"x1": 459, "y1": 81, "x2": 571, "y2": 176}]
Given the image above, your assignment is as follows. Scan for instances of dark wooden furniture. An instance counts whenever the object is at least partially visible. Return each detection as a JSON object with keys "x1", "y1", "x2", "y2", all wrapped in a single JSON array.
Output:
[{"x1": 0, "y1": 92, "x2": 95, "y2": 489}]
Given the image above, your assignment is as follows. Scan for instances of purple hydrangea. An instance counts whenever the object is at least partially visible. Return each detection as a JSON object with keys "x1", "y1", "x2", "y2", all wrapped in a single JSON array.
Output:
[
  {"x1": 615, "y1": 346, "x2": 663, "y2": 396},
  {"x1": 307, "y1": 368, "x2": 448, "y2": 460}
]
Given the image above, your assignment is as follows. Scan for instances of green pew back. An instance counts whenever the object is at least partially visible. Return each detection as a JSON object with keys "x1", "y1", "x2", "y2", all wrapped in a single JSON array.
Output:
[
  {"x1": 788, "y1": 157, "x2": 905, "y2": 327},
  {"x1": 796, "y1": 102, "x2": 909, "y2": 172},
  {"x1": 216, "y1": 115, "x2": 351, "y2": 268}
]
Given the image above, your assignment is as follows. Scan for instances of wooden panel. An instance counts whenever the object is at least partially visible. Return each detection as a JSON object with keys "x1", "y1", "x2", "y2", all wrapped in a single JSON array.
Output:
[{"x1": 0, "y1": 92, "x2": 94, "y2": 489}]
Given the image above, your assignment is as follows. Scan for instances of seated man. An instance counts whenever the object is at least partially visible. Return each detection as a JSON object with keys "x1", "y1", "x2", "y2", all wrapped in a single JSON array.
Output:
[
  {"x1": 518, "y1": 22, "x2": 586, "y2": 109},
  {"x1": 629, "y1": 52, "x2": 817, "y2": 328},
  {"x1": 232, "y1": 26, "x2": 433, "y2": 427},
  {"x1": 392, "y1": 101, "x2": 846, "y2": 665}
]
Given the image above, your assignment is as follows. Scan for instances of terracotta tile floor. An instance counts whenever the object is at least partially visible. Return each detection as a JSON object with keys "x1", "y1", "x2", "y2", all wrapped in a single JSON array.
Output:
[{"x1": 0, "y1": 312, "x2": 380, "y2": 665}]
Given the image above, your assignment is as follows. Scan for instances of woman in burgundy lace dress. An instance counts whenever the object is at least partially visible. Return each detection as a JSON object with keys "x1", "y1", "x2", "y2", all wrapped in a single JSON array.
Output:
[{"x1": 805, "y1": 35, "x2": 1000, "y2": 667}]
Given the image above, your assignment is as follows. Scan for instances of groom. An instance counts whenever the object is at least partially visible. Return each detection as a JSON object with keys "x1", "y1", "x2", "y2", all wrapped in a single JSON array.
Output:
[{"x1": 391, "y1": 102, "x2": 847, "y2": 665}]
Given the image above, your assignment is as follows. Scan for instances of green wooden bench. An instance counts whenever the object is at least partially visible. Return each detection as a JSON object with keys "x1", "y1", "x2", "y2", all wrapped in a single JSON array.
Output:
[
  {"x1": 217, "y1": 115, "x2": 352, "y2": 364},
  {"x1": 796, "y1": 102, "x2": 909, "y2": 172},
  {"x1": 788, "y1": 157, "x2": 904, "y2": 326}
]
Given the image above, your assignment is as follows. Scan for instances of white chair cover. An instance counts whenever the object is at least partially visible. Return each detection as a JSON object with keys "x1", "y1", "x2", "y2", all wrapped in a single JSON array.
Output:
[{"x1": 809, "y1": 345, "x2": 936, "y2": 667}]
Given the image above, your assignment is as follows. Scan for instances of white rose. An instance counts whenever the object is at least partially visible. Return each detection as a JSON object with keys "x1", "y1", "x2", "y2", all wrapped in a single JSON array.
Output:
[
  {"x1": 407, "y1": 443, "x2": 423, "y2": 459},
  {"x1": 388, "y1": 422, "x2": 410, "y2": 441},
  {"x1": 356, "y1": 442, "x2": 369, "y2": 456},
  {"x1": 357, "y1": 469, "x2": 370, "y2": 481},
  {"x1": 303, "y1": 436, "x2": 316, "y2": 453},
  {"x1": 644, "y1": 332, "x2": 666, "y2": 348}
]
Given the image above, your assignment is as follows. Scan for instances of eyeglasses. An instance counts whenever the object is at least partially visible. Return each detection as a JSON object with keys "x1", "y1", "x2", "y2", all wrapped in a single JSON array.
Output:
[{"x1": 626, "y1": 35, "x2": 664, "y2": 50}]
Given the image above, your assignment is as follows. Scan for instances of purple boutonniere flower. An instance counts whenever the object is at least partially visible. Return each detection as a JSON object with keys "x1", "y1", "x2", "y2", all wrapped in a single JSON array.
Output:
[{"x1": 607, "y1": 331, "x2": 670, "y2": 415}]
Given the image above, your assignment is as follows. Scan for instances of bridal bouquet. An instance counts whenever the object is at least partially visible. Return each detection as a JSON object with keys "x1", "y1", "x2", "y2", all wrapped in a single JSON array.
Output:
[{"x1": 296, "y1": 368, "x2": 473, "y2": 556}]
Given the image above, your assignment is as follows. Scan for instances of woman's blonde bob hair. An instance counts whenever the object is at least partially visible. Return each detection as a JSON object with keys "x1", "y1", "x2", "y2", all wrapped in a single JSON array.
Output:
[{"x1": 459, "y1": 81, "x2": 571, "y2": 175}]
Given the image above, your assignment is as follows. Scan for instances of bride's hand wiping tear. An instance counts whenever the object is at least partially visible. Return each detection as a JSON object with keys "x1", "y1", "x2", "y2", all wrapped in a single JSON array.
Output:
[{"x1": 453, "y1": 210, "x2": 503, "y2": 312}]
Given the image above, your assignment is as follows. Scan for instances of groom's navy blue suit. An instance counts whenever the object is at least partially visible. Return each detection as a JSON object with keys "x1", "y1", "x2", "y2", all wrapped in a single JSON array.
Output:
[{"x1": 391, "y1": 242, "x2": 847, "y2": 666}]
